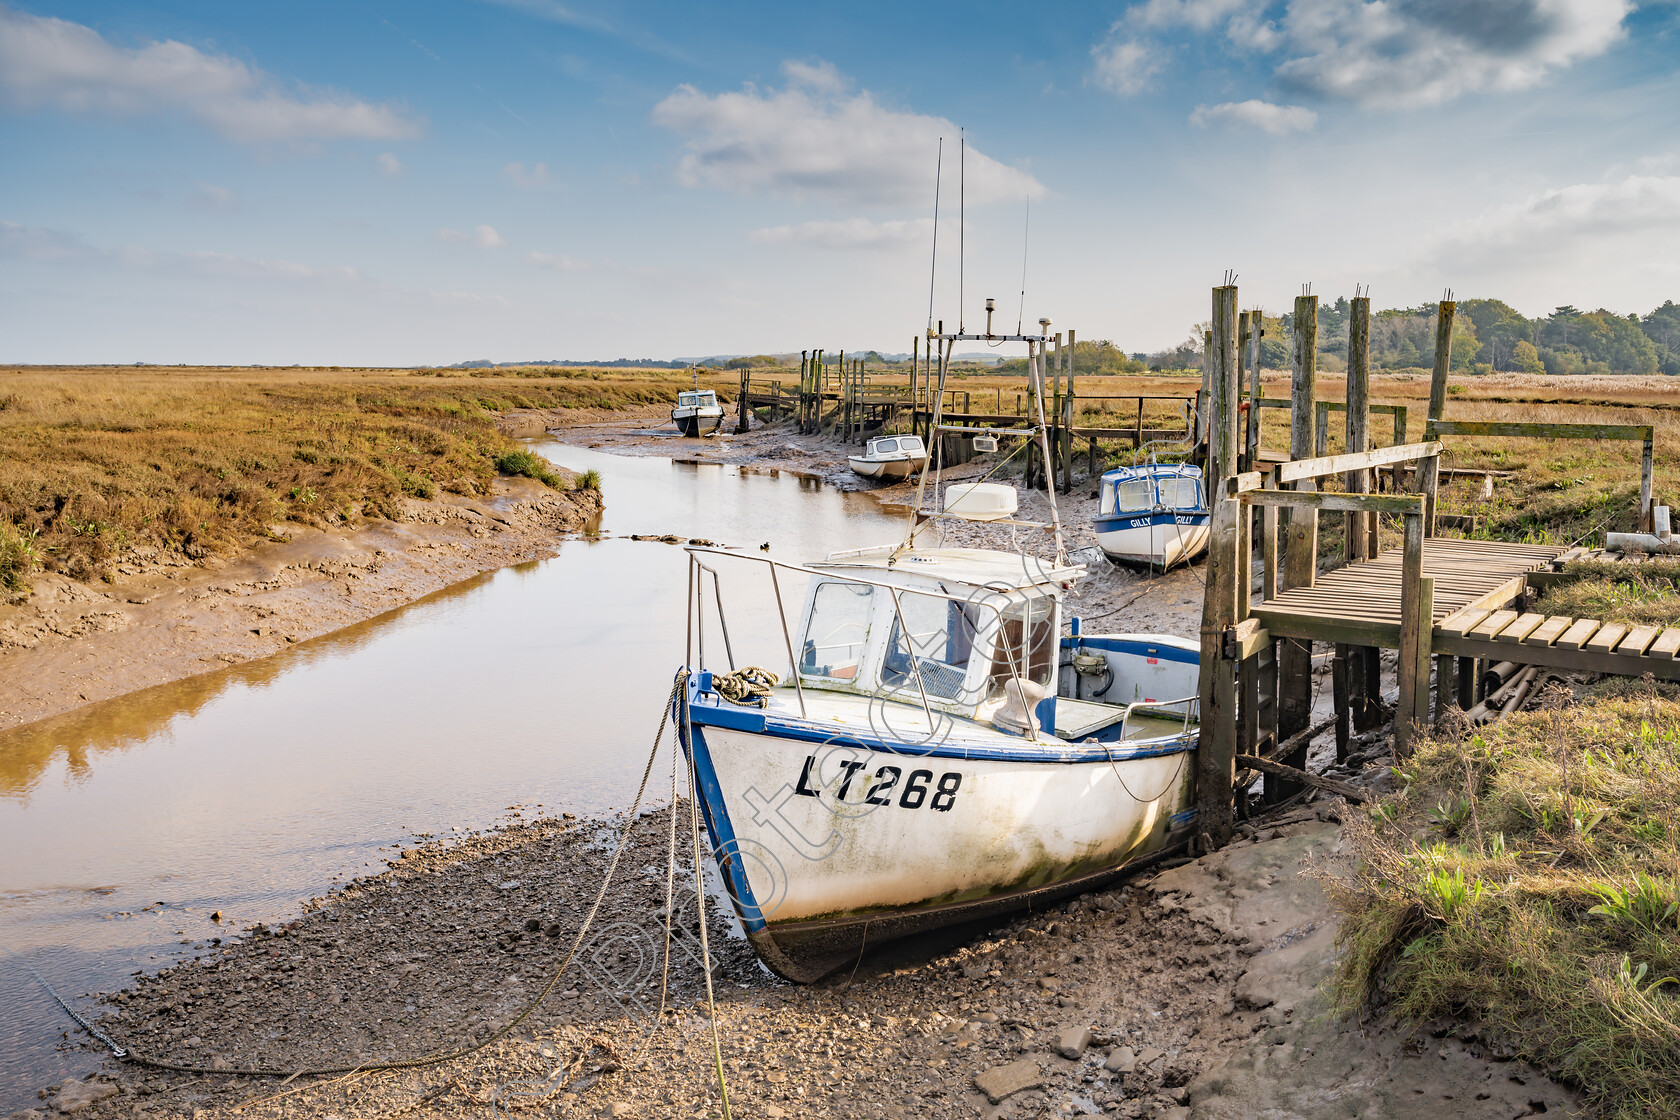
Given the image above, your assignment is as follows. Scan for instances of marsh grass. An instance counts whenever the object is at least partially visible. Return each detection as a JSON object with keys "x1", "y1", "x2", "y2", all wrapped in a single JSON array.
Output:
[
  {"x1": 0, "y1": 365, "x2": 675, "y2": 584},
  {"x1": 1322, "y1": 689, "x2": 1680, "y2": 1118}
]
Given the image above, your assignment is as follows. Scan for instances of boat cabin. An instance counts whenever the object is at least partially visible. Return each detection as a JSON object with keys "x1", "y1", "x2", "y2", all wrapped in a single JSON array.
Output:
[
  {"x1": 1099, "y1": 463, "x2": 1205, "y2": 517},
  {"x1": 861, "y1": 435, "x2": 924, "y2": 457},
  {"x1": 677, "y1": 390, "x2": 719, "y2": 410},
  {"x1": 793, "y1": 547, "x2": 1076, "y2": 735}
]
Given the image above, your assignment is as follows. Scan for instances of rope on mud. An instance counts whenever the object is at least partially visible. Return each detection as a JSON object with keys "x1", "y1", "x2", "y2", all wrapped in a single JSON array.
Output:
[
  {"x1": 712, "y1": 665, "x2": 779, "y2": 707},
  {"x1": 32, "y1": 669, "x2": 693, "y2": 1085}
]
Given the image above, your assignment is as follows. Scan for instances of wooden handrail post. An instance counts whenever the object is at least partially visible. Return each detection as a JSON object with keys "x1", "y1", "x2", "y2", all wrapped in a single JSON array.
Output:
[
  {"x1": 1419, "y1": 299, "x2": 1454, "y2": 534},
  {"x1": 1346, "y1": 295, "x2": 1372, "y2": 563},
  {"x1": 1396, "y1": 504, "x2": 1432, "y2": 757},
  {"x1": 1271, "y1": 292, "x2": 1319, "y2": 801},
  {"x1": 1062, "y1": 329, "x2": 1075, "y2": 492},
  {"x1": 1642, "y1": 436, "x2": 1655, "y2": 531},
  {"x1": 1197, "y1": 285, "x2": 1241, "y2": 848}
]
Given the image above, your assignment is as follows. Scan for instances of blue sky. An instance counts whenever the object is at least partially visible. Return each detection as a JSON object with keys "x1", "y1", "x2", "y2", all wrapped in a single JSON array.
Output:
[{"x1": 3, "y1": 0, "x2": 1678, "y2": 365}]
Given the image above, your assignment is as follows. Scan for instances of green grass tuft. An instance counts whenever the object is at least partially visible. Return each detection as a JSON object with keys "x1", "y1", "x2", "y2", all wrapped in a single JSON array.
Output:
[
  {"x1": 575, "y1": 468, "x2": 601, "y2": 491},
  {"x1": 1322, "y1": 690, "x2": 1680, "y2": 1120},
  {"x1": 0, "y1": 519, "x2": 36, "y2": 592},
  {"x1": 492, "y1": 449, "x2": 564, "y2": 490}
]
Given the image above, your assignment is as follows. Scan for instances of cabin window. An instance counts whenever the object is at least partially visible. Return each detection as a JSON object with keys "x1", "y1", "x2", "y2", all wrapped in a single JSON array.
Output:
[
  {"x1": 882, "y1": 593, "x2": 981, "y2": 700},
  {"x1": 1157, "y1": 476, "x2": 1201, "y2": 510},
  {"x1": 983, "y1": 595, "x2": 1055, "y2": 698},
  {"x1": 898, "y1": 437, "x2": 923, "y2": 452},
  {"x1": 875, "y1": 439, "x2": 899, "y2": 454},
  {"x1": 1115, "y1": 479, "x2": 1154, "y2": 512},
  {"x1": 799, "y1": 582, "x2": 874, "y2": 681}
]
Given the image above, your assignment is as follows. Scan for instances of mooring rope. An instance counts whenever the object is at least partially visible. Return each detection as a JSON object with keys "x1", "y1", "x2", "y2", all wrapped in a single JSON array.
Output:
[{"x1": 29, "y1": 669, "x2": 696, "y2": 1086}]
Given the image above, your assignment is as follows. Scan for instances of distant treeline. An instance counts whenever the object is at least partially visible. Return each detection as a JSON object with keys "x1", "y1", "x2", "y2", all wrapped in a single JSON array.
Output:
[
  {"x1": 1153, "y1": 298, "x2": 1680, "y2": 376},
  {"x1": 441, "y1": 358, "x2": 689, "y2": 370}
]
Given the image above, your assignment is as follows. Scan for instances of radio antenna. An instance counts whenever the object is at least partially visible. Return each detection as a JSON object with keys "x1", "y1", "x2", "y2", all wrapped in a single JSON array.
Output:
[
  {"x1": 926, "y1": 138, "x2": 942, "y2": 331},
  {"x1": 958, "y1": 129, "x2": 966, "y2": 334},
  {"x1": 1016, "y1": 194, "x2": 1029, "y2": 335}
]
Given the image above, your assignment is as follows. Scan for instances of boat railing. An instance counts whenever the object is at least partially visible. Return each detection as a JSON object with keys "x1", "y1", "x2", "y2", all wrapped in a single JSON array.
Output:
[
  {"x1": 684, "y1": 545, "x2": 1058, "y2": 728},
  {"x1": 1115, "y1": 695, "x2": 1199, "y2": 742}
]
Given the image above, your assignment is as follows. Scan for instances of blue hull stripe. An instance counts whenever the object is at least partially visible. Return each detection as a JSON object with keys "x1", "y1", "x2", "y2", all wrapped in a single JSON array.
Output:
[
  {"x1": 1062, "y1": 635, "x2": 1202, "y2": 666},
  {"x1": 1093, "y1": 511, "x2": 1209, "y2": 533},
  {"x1": 677, "y1": 694, "x2": 770, "y2": 933}
]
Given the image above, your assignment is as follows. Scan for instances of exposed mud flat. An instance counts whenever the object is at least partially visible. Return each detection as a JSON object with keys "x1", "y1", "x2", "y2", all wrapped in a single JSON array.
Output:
[
  {"x1": 545, "y1": 409, "x2": 1210, "y2": 640},
  {"x1": 22, "y1": 789, "x2": 1574, "y2": 1120},
  {"x1": 0, "y1": 476, "x2": 602, "y2": 732}
]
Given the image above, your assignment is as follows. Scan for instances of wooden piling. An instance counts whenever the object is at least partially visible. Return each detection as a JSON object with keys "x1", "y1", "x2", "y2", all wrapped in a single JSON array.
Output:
[
  {"x1": 1345, "y1": 297, "x2": 1372, "y2": 563},
  {"x1": 1244, "y1": 311, "x2": 1263, "y2": 471},
  {"x1": 736, "y1": 369, "x2": 750, "y2": 433},
  {"x1": 1062, "y1": 330, "x2": 1076, "y2": 492},
  {"x1": 1271, "y1": 294, "x2": 1319, "y2": 799},
  {"x1": 1195, "y1": 285, "x2": 1241, "y2": 849},
  {"x1": 1419, "y1": 300, "x2": 1454, "y2": 534}
]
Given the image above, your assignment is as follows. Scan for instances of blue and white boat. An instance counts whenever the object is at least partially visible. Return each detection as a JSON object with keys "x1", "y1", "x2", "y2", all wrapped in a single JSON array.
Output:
[
  {"x1": 673, "y1": 323, "x2": 1199, "y2": 983},
  {"x1": 1093, "y1": 462, "x2": 1209, "y2": 569}
]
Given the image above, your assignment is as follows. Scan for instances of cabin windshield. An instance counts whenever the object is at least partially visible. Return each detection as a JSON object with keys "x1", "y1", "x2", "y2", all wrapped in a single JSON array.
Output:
[
  {"x1": 1158, "y1": 476, "x2": 1202, "y2": 510},
  {"x1": 898, "y1": 437, "x2": 923, "y2": 452},
  {"x1": 678, "y1": 391, "x2": 716, "y2": 408},
  {"x1": 874, "y1": 438, "x2": 899, "y2": 454},
  {"x1": 981, "y1": 595, "x2": 1056, "y2": 701},
  {"x1": 1110, "y1": 478, "x2": 1154, "y2": 514},
  {"x1": 882, "y1": 592, "x2": 982, "y2": 701},
  {"x1": 798, "y1": 581, "x2": 874, "y2": 681}
]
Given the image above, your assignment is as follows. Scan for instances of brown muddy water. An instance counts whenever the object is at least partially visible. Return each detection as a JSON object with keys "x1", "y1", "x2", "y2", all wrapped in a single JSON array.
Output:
[{"x1": 0, "y1": 439, "x2": 903, "y2": 1107}]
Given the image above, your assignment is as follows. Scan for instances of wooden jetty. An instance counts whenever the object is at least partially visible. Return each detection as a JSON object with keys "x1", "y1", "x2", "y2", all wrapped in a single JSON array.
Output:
[{"x1": 1191, "y1": 284, "x2": 1669, "y2": 849}]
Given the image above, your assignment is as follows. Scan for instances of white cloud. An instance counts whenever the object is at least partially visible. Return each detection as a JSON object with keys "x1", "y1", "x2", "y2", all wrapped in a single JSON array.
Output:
[
  {"x1": 1190, "y1": 99, "x2": 1316, "y2": 134},
  {"x1": 525, "y1": 250, "x2": 592, "y2": 271},
  {"x1": 1438, "y1": 173, "x2": 1680, "y2": 266},
  {"x1": 376, "y1": 152, "x2": 403, "y2": 176},
  {"x1": 1093, "y1": 0, "x2": 1634, "y2": 108},
  {"x1": 749, "y1": 217, "x2": 932, "y2": 250},
  {"x1": 189, "y1": 181, "x2": 238, "y2": 212},
  {"x1": 651, "y1": 59, "x2": 1044, "y2": 208},
  {"x1": 0, "y1": 219, "x2": 83, "y2": 260},
  {"x1": 0, "y1": 5, "x2": 423, "y2": 142},
  {"x1": 437, "y1": 225, "x2": 506, "y2": 249},
  {"x1": 1089, "y1": 37, "x2": 1164, "y2": 96},
  {"x1": 1, "y1": 219, "x2": 363, "y2": 282},
  {"x1": 503, "y1": 161, "x2": 551, "y2": 189}
]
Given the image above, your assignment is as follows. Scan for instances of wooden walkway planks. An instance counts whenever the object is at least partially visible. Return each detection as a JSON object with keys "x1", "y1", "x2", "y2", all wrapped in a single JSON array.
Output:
[
  {"x1": 1252, "y1": 538, "x2": 1566, "y2": 647},
  {"x1": 1430, "y1": 607, "x2": 1680, "y2": 682}
]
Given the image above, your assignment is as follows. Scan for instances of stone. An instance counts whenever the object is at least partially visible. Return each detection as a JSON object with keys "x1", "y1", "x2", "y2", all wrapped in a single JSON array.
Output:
[
  {"x1": 765, "y1": 1108, "x2": 786, "y2": 1119},
  {"x1": 1137, "y1": 1046, "x2": 1165, "y2": 1067},
  {"x1": 51, "y1": 1080, "x2": 117, "y2": 1115},
  {"x1": 1037, "y1": 977, "x2": 1059, "y2": 991},
  {"x1": 608, "y1": 1104, "x2": 636, "y2": 1118},
  {"x1": 1104, "y1": 1046, "x2": 1136, "y2": 1073},
  {"x1": 975, "y1": 1060, "x2": 1042, "y2": 1105},
  {"x1": 1054, "y1": 1026, "x2": 1093, "y2": 1060}
]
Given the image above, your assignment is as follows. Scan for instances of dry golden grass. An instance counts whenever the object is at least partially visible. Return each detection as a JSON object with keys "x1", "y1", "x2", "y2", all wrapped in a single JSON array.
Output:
[{"x1": 0, "y1": 364, "x2": 713, "y2": 589}]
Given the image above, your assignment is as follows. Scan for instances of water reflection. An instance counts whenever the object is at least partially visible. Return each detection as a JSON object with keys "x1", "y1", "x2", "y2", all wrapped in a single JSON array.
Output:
[{"x1": 0, "y1": 441, "x2": 901, "y2": 1107}]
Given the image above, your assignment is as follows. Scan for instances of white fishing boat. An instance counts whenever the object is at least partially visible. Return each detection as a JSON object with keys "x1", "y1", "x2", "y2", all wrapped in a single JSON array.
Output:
[
  {"x1": 672, "y1": 388, "x2": 724, "y2": 437},
  {"x1": 674, "y1": 318, "x2": 1200, "y2": 982},
  {"x1": 847, "y1": 434, "x2": 929, "y2": 480},
  {"x1": 1093, "y1": 462, "x2": 1209, "y2": 569}
]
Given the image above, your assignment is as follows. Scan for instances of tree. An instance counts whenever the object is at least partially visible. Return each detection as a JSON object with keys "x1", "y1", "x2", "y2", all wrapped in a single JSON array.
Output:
[
  {"x1": 1642, "y1": 300, "x2": 1680, "y2": 374},
  {"x1": 1460, "y1": 298, "x2": 1533, "y2": 370},
  {"x1": 1573, "y1": 310, "x2": 1659, "y2": 374},
  {"x1": 1510, "y1": 340, "x2": 1544, "y2": 373}
]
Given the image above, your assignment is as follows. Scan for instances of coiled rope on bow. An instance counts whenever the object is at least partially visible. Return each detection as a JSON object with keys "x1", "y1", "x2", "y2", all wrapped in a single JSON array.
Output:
[{"x1": 711, "y1": 666, "x2": 779, "y2": 707}]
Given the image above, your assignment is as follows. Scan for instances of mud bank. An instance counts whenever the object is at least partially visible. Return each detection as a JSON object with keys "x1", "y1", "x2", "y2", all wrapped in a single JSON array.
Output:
[
  {"x1": 25, "y1": 788, "x2": 1574, "y2": 1120},
  {"x1": 545, "y1": 409, "x2": 1210, "y2": 640},
  {"x1": 0, "y1": 475, "x2": 602, "y2": 733}
]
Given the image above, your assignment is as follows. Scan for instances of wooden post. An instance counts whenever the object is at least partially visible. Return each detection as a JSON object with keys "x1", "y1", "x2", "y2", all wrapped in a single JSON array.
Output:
[
  {"x1": 1196, "y1": 285, "x2": 1241, "y2": 849},
  {"x1": 1237, "y1": 314, "x2": 1252, "y2": 472},
  {"x1": 1396, "y1": 502, "x2": 1432, "y2": 756},
  {"x1": 1245, "y1": 310, "x2": 1263, "y2": 470},
  {"x1": 737, "y1": 369, "x2": 750, "y2": 433},
  {"x1": 909, "y1": 336, "x2": 919, "y2": 436},
  {"x1": 1197, "y1": 329, "x2": 1213, "y2": 456},
  {"x1": 1315, "y1": 403, "x2": 1330, "y2": 457},
  {"x1": 1062, "y1": 329, "x2": 1075, "y2": 492},
  {"x1": 1418, "y1": 300, "x2": 1454, "y2": 534},
  {"x1": 1135, "y1": 397, "x2": 1144, "y2": 449},
  {"x1": 1346, "y1": 297, "x2": 1372, "y2": 564},
  {"x1": 1433, "y1": 653, "x2": 1456, "y2": 729},
  {"x1": 1642, "y1": 436, "x2": 1655, "y2": 530},
  {"x1": 1051, "y1": 333, "x2": 1063, "y2": 489},
  {"x1": 1261, "y1": 473, "x2": 1279, "y2": 603},
  {"x1": 1271, "y1": 294, "x2": 1318, "y2": 801}
]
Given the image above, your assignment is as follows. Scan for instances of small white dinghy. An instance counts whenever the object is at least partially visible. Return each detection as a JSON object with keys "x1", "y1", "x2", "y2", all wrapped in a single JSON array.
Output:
[
  {"x1": 674, "y1": 322, "x2": 1197, "y2": 982},
  {"x1": 672, "y1": 389, "x2": 724, "y2": 438},
  {"x1": 1093, "y1": 462, "x2": 1210, "y2": 569},
  {"x1": 847, "y1": 434, "x2": 929, "y2": 480}
]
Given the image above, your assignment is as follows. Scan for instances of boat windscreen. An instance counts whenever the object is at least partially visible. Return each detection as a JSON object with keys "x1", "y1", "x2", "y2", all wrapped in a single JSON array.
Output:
[
  {"x1": 874, "y1": 438, "x2": 899, "y2": 454},
  {"x1": 1115, "y1": 478, "x2": 1153, "y2": 513},
  {"x1": 882, "y1": 593, "x2": 981, "y2": 700},
  {"x1": 799, "y1": 582, "x2": 874, "y2": 681},
  {"x1": 1158, "y1": 476, "x2": 1202, "y2": 510},
  {"x1": 898, "y1": 437, "x2": 923, "y2": 452}
]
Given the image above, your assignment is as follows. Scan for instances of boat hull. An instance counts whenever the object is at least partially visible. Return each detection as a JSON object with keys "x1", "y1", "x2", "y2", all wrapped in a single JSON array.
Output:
[
  {"x1": 1094, "y1": 511, "x2": 1209, "y2": 568},
  {"x1": 681, "y1": 705, "x2": 1195, "y2": 982},
  {"x1": 673, "y1": 408, "x2": 724, "y2": 437},
  {"x1": 847, "y1": 454, "x2": 927, "y2": 480}
]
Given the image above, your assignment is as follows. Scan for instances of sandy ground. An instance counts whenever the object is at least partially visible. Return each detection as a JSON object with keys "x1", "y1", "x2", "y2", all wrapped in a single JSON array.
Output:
[
  {"x1": 0, "y1": 476, "x2": 602, "y2": 733},
  {"x1": 22, "y1": 786, "x2": 1576, "y2": 1120}
]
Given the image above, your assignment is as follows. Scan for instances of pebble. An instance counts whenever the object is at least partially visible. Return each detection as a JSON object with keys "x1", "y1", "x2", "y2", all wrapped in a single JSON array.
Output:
[
  {"x1": 46, "y1": 1079, "x2": 116, "y2": 1115},
  {"x1": 975, "y1": 1059, "x2": 1043, "y2": 1105},
  {"x1": 1105, "y1": 1046, "x2": 1137, "y2": 1073},
  {"x1": 1055, "y1": 1026, "x2": 1093, "y2": 1059}
]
